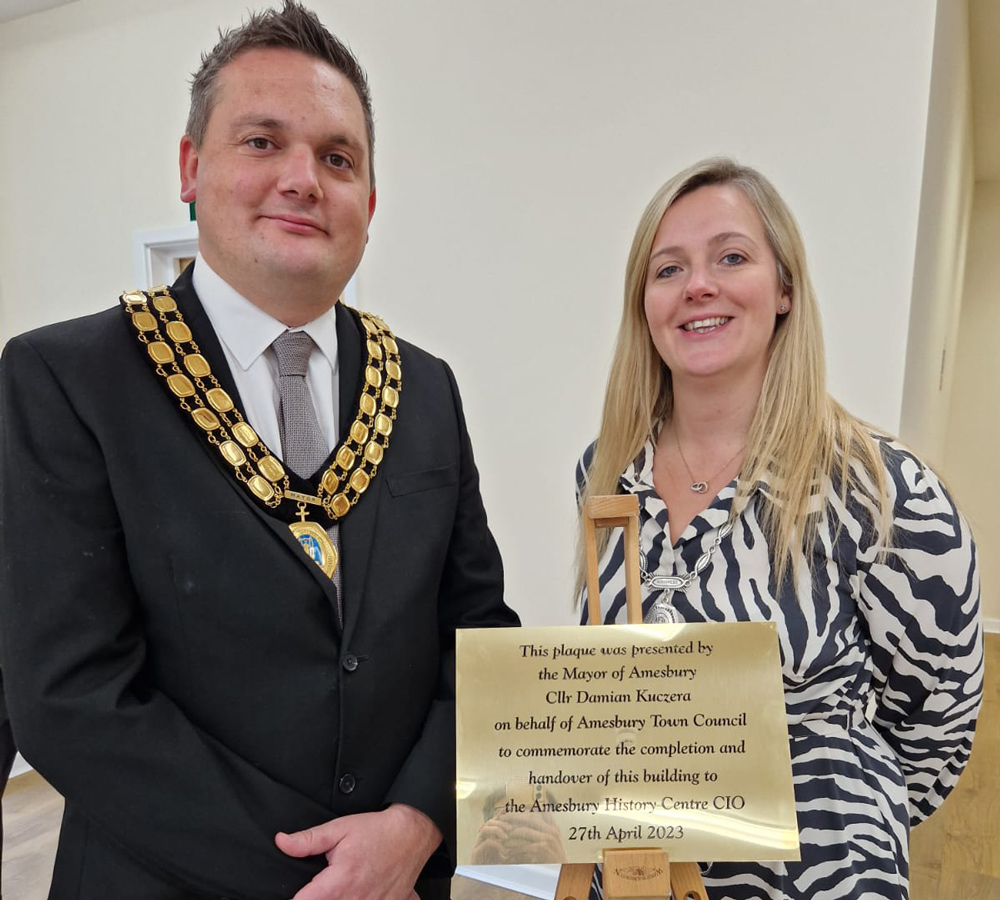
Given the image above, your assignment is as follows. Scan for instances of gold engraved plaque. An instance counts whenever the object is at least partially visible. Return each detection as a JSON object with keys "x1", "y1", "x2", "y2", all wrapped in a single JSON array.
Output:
[
  {"x1": 219, "y1": 441, "x2": 246, "y2": 467},
  {"x1": 206, "y1": 388, "x2": 234, "y2": 412},
  {"x1": 382, "y1": 336, "x2": 398, "y2": 354},
  {"x1": 374, "y1": 414, "x2": 393, "y2": 436},
  {"x1": 386, "y1": 360, "x2": 402, "y2": 381},
  {"x1": 132, "y1": 311, "x2": 158, "y2": 332},
  {"x1": 365, "y1": 365, "x2": 382, "y2": 388},
  {"x1": 364, "y1": 441, "x2": 383, "y2": 465},
  {"x1": 359, "y1": 393, "x2": 377, "y2": 417},
  {"x1": 152, "y1": 295, "x2": 178, "y2": 312},
  {"x1": 183, "y1": 354, "x2": 212, "y2": 378},
  {"x1": 167, "y1": 374, "x2": 195, "y2": 398},
  {"x1": 350, "y1": 421, "x2": 369, "y2": 444},
  {"x1": 367, "y1": 339, "x2": 382, "y2": 360},
  {"x1": 382, "y1": 386, "x2": 399, "y2": 408},
  {"x1": 349, "y1": 469, "x2": 370, "y2": 493},
  {"x1": 190, "y1": 408, "x2": 220, "y2": 431},
  {"x1": 165, "y1": 321, "x2": 192, "y2": 343},
  {"x1": 232, "y1": 422, "x2": 259, "y2": 448},
  {"x1": 362, "y1": 317, "x2": 378, "y2": 334},
  {"x1": 147, "y1": 342, "x2": 174, "y2": 364},
  {"x1": 456, "y1": 623, "x2": 798, "y2": 865}
]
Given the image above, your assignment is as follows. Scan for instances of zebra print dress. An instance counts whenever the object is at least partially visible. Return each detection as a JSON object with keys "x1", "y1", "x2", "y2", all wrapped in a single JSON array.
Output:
[{"x1": 576, "y1": 436, "x2": 983, "y2": 900}]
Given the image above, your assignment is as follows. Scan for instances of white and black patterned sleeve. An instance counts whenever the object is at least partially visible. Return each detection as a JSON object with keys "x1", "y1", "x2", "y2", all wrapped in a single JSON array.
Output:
[
  {"x1": 575, "y1": 442, "x2": 596, "y2": 508},
  {"x1": 855, "y1": 444, "x2": 984, "y2": 826}
]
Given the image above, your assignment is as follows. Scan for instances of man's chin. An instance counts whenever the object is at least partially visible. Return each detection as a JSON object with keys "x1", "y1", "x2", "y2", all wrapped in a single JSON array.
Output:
[
  {"x1": 255, "y1": 250, "x2": 337, "y2": 281},
  {"x1": 254, "y1": 255, "x2": 356, "y2": 303}
]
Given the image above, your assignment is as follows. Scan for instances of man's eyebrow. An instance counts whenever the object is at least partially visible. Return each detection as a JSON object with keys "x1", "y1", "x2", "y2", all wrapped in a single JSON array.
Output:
[
  {"x1": 231, "y1": 114, "x2": 285, "y2": 131},
  {"x1": 323, "y1": 132, "x2": 366, "y2": 154},
  {"x1": 649, "y1": 231, "x2": 758, "y2": 264}
]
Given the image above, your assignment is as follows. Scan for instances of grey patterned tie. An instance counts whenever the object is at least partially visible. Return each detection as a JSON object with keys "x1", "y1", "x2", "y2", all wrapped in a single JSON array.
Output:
[
  {"x1": 272, "y1": 331, "x2": 343, "y2": 610},
  {"x1": 272, "y1": 331, "x2": 328, "y2": 478}
]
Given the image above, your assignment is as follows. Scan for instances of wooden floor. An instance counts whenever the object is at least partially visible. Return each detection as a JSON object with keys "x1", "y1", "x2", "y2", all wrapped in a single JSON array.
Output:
[
  {"x1": 2, "y1": 634, "x2": 997, "y2": 899},
  {"x1": 909, "y1": 631, "x2": 1000, "y2": 899},
  {"x1": 1, "y1": 768, "x2": 61, "y2": 900}
]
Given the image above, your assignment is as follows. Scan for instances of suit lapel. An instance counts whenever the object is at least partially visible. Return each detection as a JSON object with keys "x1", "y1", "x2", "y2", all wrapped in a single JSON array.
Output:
[
  {"x1": 335, "y1": 303, "x2": 380, "y2": 644},
  {"x1": 335, "y1": 302, "x2": 362, "y2": 445},
  {"x1": 170, "y1": 265, "x2": 246, "y2": 412},
  {"x1": 169, "y1": 266, "x2": 344, "y2": 623}
]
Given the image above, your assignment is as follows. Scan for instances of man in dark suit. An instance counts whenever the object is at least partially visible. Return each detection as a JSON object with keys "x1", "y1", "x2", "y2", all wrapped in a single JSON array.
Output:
[
  {"x1": 0, "y1": 3, "x2": 517, "y2": 899},
  {"x1": 0, "y1": 671, "x2": 17, "y2": 891}
]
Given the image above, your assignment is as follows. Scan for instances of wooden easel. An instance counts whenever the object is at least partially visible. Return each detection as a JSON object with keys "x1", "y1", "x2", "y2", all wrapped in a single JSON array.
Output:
[{"x1": 554, "y1": 495, "x2": 708, "y2": 900}]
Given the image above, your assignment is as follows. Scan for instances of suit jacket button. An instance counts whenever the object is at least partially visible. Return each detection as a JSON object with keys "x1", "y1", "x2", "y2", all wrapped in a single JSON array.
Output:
[
  {"x1": 343, "y1": 653, "x2": 359, "y2": 672},
  {"x1": 339, "y1": 774, "x2": 356, "y2": 794}
]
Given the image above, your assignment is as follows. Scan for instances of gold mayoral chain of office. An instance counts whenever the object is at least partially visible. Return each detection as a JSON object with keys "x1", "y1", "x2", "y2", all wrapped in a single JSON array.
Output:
[{"x1": 120, "y1": 284, "x2": 402, "y2": 579}]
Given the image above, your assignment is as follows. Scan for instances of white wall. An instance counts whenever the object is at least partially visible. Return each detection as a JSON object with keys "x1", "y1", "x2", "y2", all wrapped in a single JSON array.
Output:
[
  {"x1": 0, "y1": 0, "x2": 938, "y2": 626},
  {"x1": 899, "y1": 0, "x2": 974, "y2": 466},
  {"x1": 944, "y1": 180, "x2": 1000, "y2": 624}
]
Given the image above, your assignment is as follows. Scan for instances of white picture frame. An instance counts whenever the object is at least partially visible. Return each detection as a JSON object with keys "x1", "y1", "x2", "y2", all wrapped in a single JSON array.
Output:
[{"x1": 133, "y1": 223, "x2": 199, "y2": 288}]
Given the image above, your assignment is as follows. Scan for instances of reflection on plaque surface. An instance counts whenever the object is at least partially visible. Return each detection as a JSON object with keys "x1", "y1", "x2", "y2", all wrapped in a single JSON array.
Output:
[{"x1": 456, "y1": 623, "x2": 799, "y2": 865}]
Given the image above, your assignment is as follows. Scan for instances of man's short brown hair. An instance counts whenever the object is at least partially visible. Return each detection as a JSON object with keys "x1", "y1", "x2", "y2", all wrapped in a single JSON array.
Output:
[{"x1": 186, "y1": 0, "x2": 375, "y2": 183}]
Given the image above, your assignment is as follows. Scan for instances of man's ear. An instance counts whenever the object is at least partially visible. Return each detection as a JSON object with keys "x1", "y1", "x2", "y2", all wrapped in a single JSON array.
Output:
[
  {"x1": 179, "y1": 135, "x2": 198, "y2": 203},
  {"x1": 365, "y1": 186, "x2": 377, "y2": 244}
]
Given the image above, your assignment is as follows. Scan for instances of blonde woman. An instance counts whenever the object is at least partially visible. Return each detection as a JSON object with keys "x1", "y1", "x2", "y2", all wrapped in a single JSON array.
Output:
[{"x1": 576, "y1": 158, "x2": 983, "y2": 899}]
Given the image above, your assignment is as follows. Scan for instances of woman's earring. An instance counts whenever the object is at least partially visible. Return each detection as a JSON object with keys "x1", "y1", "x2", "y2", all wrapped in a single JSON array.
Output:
[{"x1": 779, "y1": 304, "x2": 788, "y2": 313}]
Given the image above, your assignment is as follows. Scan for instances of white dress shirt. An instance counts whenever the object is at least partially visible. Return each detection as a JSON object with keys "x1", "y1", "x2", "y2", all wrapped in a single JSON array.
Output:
[{"x1": 192, "y1": 255, "x2": 339, "y2": 462}]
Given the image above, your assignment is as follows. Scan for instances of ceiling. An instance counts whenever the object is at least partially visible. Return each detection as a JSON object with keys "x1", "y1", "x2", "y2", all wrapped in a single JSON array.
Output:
[{"x1": 0, "y1": 0, "x2": 79, "y2": 25}]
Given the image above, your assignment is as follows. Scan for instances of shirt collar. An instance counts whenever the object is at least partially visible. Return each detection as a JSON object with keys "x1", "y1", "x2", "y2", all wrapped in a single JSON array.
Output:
[
  {"x1": 191, "y1": 254, "x2": 339, "y2": 376},
  {"x1": 620, "y1": 438, "x2": 656, "y2": 494}
]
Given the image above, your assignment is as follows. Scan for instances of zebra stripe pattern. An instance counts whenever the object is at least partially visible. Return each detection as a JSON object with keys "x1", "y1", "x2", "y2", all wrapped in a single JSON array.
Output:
[{"x1": 576, "y1": 436, "x2": 983, "y2": 900}]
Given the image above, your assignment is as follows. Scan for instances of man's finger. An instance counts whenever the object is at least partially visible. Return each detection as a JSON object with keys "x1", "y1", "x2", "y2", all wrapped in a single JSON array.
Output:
[{"x1": 276, "y1": 821, "x2": 344, "y2": 858}]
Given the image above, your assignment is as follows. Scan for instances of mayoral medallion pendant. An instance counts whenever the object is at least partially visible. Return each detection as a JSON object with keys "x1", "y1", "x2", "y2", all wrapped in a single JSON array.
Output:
[{"x1": 290, "y1": 505, "x2": 338, "y2": 578}]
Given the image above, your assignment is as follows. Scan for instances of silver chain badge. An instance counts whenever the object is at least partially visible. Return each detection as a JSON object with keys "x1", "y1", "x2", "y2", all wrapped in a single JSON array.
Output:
[{"x1": 642, "y1": 522, "x2": 734, "y2": 623}]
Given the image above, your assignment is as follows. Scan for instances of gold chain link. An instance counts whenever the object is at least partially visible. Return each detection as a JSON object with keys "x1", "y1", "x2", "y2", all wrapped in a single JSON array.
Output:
[{"x1": 120, "y1": 285, "x2": 402, "y2": 521}]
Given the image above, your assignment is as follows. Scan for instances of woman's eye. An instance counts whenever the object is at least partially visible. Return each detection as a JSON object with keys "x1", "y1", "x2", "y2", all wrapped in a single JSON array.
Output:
[
  {"x1": 657, "y1": 264, "x2": 681, "y2": 278},
  {"x1": 721, "y1": 253, "x2": 745, "y2": 265}
]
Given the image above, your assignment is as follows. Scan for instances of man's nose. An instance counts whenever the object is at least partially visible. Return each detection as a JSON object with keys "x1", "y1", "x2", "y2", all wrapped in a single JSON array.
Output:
[{"x1": 278, "y1": 147, "x2": 322, "y2": 199}]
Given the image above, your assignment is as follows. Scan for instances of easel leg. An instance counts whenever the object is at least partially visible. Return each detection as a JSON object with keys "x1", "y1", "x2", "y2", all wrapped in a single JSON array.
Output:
[
  {"x1": 669, "y1": 861, "x2": 708, "y2": 900},
  {"x1": 560, "y1": 497, "x2": 709, "y2": 900},
  {"x1": 554, "y1": 862, "x2": 595, "y2": 900}
]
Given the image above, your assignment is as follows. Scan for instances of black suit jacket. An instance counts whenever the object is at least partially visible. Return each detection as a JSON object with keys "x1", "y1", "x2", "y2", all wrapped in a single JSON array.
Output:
[{"x1": 0, "y1": 266, "x2": 517, "y2": 899}]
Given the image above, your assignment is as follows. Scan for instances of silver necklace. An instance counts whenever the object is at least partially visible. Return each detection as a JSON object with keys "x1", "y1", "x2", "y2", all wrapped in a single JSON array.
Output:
[
  {"x1": 674, "y1": 430, "x2": 745, "y2": 494},
  {"x1": 642, "y1": 522, "x2": 734, "y2": 623}
]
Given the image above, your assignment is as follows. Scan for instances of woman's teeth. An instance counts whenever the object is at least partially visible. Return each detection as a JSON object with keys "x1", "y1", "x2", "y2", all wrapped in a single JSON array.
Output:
[{"x1": 682, "y1": 316, "x2": 730, "y2": 334}]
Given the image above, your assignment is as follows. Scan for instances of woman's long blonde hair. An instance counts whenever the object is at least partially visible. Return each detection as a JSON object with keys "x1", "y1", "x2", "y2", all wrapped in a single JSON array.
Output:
[{"x1": 577, "y1": 158, "x2": 890, "y2": 598}]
